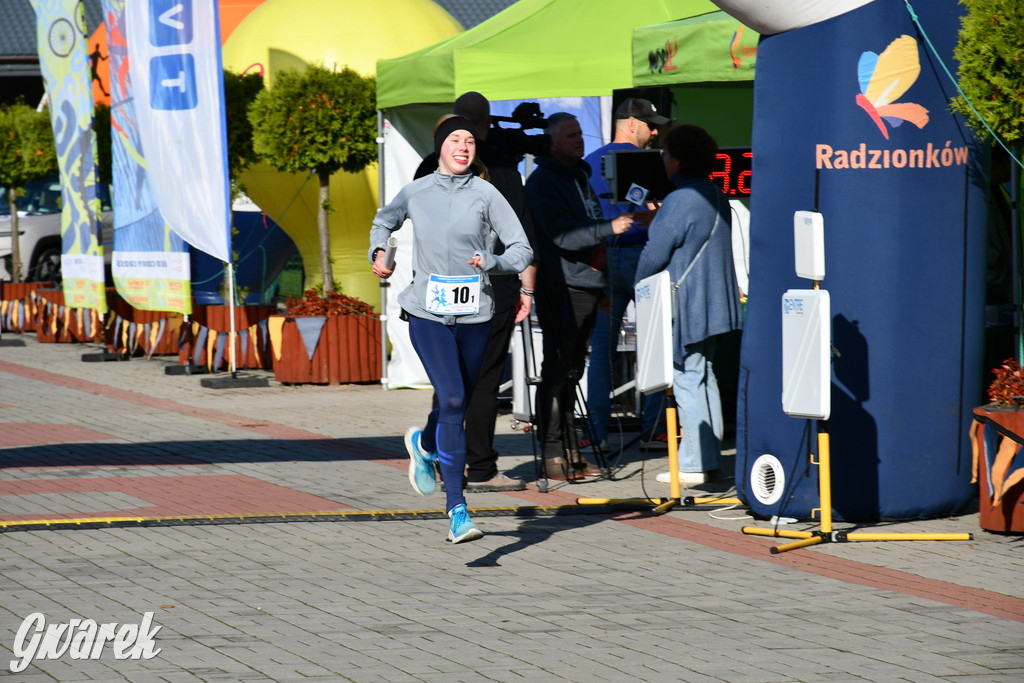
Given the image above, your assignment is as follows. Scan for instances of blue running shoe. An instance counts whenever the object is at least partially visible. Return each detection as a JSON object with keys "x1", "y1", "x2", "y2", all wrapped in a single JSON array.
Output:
[
  {"x1": 447, "y1": 503, "x2": 483, "y2": 544},
  {"x1": 404, "y1": 427, "x2": 437, "y2": 496}
]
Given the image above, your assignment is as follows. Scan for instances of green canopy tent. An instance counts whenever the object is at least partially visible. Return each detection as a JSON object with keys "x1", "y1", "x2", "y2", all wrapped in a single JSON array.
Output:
[
  {"x1": 631, "y1": 10, "x2": 758, "y2": 147},
  {"x1": 376, "y1": 0, "x2": 719, "y2": 110}
]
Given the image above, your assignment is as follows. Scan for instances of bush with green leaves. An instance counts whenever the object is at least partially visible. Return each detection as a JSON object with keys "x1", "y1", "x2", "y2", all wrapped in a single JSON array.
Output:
[
  {"x1": 224, "y1": 69, "x2": 264, "y2": 184},
  {"x1": 248, "y1": 64, "x2": 377, "y2": 290},
  {"x1": 951, "y1": 0, "x2": 1024, "y2": 146}
]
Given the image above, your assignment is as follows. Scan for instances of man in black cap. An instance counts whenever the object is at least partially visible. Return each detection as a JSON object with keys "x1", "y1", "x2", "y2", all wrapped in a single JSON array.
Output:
[{"x1": 583, "y1": 97, "x2": 671, "y2": 454}]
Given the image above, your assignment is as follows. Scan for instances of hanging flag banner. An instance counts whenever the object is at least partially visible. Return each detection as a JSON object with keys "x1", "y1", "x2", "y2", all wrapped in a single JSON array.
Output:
[
  {"x1": 103, "y1": 0, "x2": 192, "y2": 314},
  {"x1": 123, "y1": 0, "x2": 231, "y2": 263},
  {"x1": 294, "y1": 317, "x2": 326, "y2": 361},
  {"x1": 30, "y1": 0, "x2": 107, "y2": 313}
]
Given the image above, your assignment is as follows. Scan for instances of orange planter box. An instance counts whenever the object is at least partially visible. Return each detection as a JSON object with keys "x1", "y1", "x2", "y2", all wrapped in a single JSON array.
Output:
[
  {"x1": 270, "y1": 314, "x2": 381, "y2": 385},
  {"x1": 0, "y1": 282, "x2": 52, "y2": 332},
  {"x1": 971, "y1": 406, "x2": 1024, "y2": 533},
  {"x1": 104, "y1": 292, "x2": 183, "y2": 357}
]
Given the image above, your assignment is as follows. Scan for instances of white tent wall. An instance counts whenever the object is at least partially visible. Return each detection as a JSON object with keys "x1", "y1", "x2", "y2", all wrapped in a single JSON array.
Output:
[
  {"x1": 379, "y1": 96, "x2": 606, "y2": 389},
  {"x1": 379, "y1": 104, "x2": 447, "y2": 389}
]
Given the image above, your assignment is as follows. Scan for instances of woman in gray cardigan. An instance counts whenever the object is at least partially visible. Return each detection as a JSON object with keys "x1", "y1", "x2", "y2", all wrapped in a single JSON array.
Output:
[
  {"x1": 369, "y1": 115, "x2": 532, "y2": 543},
  {"x1": 634, "y1": 125, "x2": 743, "y2": 485}
]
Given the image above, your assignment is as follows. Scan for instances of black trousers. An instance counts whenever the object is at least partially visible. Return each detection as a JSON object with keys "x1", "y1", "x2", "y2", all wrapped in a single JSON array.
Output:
[
  {"x1": 534, "y1": 286, "x2": 600, "y2": 460},
  {"x1": 463, "y1": 303, "x2": 518, "y2": 482}
]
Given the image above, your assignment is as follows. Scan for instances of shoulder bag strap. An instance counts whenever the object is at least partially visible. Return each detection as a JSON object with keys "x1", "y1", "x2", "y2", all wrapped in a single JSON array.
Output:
[{"x1": 673, "y1": 191, "x2": 725, "y2": 292}]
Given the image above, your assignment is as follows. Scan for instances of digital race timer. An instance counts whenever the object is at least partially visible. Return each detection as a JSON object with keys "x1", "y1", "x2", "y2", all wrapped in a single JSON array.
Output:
[
  {"x1": 710, "y1": 147, "x2": 752, "y2": 196},
  {"x1": 604, "y1": 146, "x2": 753, "y2": 203}
]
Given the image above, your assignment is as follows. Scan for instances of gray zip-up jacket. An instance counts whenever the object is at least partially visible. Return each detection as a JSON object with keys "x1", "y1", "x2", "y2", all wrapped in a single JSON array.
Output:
[{"x1": 369, "y1": 171, "x2": 533, "y2": 325}]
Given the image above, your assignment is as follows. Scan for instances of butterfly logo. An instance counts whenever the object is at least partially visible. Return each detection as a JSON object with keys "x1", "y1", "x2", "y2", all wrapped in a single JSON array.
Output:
[{"x1": 856, "y1": 35, "x2": 930, "y2": 140}]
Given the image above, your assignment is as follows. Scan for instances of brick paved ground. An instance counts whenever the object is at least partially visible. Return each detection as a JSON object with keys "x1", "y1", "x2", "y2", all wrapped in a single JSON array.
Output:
[{"x1": 0, "y1": 334, "x2": 1021, "y2": 682}]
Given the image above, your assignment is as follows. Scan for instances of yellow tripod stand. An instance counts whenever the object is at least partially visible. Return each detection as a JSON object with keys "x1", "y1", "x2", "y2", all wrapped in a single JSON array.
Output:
[
  {"x1": 578, "y1": 387, "x2": 742, "y2": 513},
  {"x1": 742, "y1": 421, "x2": 972, "y2": 553}
]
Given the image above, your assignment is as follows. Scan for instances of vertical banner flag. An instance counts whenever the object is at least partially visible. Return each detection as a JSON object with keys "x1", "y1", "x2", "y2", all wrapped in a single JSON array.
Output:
[
  {"x1": 124, "y1": 0, "x2": 231, "y2": 264},
  {"x1": 103, "y1": 0, "x2": 192, "y2": 314},
  {"x1": 30, "y1": 0, "x2": 107, "y2": 313}
]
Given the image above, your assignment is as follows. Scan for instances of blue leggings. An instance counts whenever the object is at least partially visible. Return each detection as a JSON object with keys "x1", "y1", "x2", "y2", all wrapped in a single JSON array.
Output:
[{"x1": 407, "y1": 315, "x2": 492, "y2": 512}]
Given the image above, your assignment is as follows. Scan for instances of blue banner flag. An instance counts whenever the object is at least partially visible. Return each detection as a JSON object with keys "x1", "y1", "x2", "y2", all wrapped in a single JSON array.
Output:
[
  {"x1": 123, "y1": 0, "x2": 231, "y2": 263},
  {"x1": 103, "y1": 0, "x2": 192, "y2": 314}
]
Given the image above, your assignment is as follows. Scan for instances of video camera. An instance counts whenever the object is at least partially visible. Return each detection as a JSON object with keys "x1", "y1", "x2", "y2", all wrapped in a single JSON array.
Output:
[
  {"x1": 489, "y1": 102, "x2": 551, "y2": 160},
  {"x1": 601, "y1": 149, "x2": 674, "y2": 204}
]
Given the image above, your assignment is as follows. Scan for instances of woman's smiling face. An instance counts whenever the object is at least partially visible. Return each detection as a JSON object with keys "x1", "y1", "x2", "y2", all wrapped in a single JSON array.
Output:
[{"x1": 438, "y1": 129, "x2": 476, "y2": 175}]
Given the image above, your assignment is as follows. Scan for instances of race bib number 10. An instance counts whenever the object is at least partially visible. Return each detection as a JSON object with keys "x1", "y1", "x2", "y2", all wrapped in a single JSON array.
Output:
[{"x1": 426, "y1": 274, "x2": 481, "y2": 315}]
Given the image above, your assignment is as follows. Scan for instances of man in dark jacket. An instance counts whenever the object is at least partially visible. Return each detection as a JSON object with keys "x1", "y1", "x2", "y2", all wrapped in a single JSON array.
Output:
[{"x1": 524, "y1": 112, "x2": 631, "y2": 480}]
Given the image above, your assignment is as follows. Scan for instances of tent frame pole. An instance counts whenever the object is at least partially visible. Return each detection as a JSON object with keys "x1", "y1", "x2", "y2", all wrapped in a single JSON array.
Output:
[
  {"x1": 376, "y1": 110, "x2": 391, "y2": 390},
  {"x1": 227, "y1": 262, "x2": 237, "y2": 377}
]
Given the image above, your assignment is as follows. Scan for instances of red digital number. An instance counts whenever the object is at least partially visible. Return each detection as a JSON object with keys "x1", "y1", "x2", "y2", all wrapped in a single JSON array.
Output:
[
  {"x1": 737, "y1": 151, "x2": 752, "y2": 195},
  {"x1": 710, "y1": 152, "x2": 731, "y2": 195}
]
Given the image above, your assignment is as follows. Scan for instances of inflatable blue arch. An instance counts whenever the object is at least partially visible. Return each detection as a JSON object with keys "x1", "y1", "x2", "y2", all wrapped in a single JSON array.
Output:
[{"x1": 735, "y1": 0, "x2": 989, "y2": 520}]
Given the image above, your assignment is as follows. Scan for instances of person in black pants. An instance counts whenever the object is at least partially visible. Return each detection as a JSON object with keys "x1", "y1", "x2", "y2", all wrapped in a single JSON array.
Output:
[
  {"x1": 524, "y1": 113, "x2": 632, "y2": 480},
  {"x1": 414, "y1": 92, "x2": 537, "y2": 492}
]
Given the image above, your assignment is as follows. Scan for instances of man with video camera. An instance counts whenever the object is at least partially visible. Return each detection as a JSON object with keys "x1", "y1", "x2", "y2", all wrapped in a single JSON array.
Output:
[{"x1": 525, "y1": 112, "x2": 633, "y2": 480}]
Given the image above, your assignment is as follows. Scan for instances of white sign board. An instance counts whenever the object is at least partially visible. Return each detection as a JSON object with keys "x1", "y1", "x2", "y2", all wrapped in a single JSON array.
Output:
[
  {"x1": 782, "y1": 289, "x2": 831, "y2": 419},
  {"x1": 635, "y1": 271, "x2": 674, "y2": 394},
  {"x1": 794, "y1": 210, "x2": 825, "y2": 281}
]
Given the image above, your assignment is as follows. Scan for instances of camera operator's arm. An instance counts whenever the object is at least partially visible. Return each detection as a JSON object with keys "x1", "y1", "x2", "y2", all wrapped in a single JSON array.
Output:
[{"x1": 526, "y1": 176, "x2": 622, "y2": 250}]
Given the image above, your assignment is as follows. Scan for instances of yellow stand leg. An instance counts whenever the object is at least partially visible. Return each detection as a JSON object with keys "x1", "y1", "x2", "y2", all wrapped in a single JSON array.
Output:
[
  {"x1": 577, "y1": 388, "x2": 741, "y2": 512},
  {"x1": 653, "y1": 388, "x2": 682, "y2": 514},
  {"x1": 743, "y1": 420, "x2": 972, "y2": 554}
]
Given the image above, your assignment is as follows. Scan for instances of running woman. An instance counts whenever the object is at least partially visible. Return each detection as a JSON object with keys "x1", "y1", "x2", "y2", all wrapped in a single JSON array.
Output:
[{"x1": 369, "y1": 115, "x2": 533, "y2": 543}]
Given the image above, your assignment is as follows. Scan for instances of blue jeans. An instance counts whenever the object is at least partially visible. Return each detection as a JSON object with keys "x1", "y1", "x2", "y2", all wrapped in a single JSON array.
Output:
[
  {"x1": 587, "y1": 246, "x2": 664, "y2": 441},
  {"x1": 673, "y1": 337, "x2": 722, "y2": 473}
]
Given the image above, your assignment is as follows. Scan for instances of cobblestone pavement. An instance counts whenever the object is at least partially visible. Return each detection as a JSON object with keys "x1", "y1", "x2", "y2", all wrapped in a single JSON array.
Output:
[{"x1": 0, "y1": 334, "x2": 1021, "y2": 682}]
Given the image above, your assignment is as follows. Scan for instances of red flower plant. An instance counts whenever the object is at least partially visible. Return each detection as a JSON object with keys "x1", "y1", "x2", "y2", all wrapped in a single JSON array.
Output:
[
  {"x1": 988, "y1": 358, "x2": 1024, "y2": 407},
  {"x1": 285, "y1": 288, "x2": 375, "y2": 317}
]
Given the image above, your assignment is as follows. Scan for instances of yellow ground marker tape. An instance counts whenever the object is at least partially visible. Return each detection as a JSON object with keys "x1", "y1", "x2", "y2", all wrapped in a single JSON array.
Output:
[{"x1": 0, "y1": 504, "x2": 615, "y2": 533}]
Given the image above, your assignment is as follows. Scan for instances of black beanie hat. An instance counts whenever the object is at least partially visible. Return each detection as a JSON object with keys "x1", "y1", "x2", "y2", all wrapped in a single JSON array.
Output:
[{"x1": 434, "y1": 115, "x2": 475, "y2": 153}]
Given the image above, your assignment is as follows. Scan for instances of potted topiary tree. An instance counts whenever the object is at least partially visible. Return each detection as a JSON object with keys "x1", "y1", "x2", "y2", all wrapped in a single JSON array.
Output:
[
  {"x1": 247, "y1": 63, "x2": 380, "y2": 383},
  {"x1": 955, "y1": 0, "x2": 1024, "y2": 534},
  {"x1": 247, "y1": 63, "x2": 377, "y2": 293}
]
